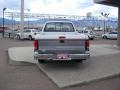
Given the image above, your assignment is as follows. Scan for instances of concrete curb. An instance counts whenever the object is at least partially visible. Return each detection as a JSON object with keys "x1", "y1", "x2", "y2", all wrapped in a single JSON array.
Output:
[
  {"x1": 8, "y1": 47, "x2": 37, "y2": 65},
  {"x1": 8, "y1": 44, "x2": 120, "y2": 65}
]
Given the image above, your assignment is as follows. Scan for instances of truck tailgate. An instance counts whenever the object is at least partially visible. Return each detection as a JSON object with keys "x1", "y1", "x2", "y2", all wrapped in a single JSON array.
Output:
[{"x1": 38, "y1": 39, "x2": 86, "y2": 54}]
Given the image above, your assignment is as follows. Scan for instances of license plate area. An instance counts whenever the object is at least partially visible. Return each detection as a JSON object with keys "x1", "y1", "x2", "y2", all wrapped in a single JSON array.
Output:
[{"x1": 53, "y1": 54, "x2": 71, "y2": 60}]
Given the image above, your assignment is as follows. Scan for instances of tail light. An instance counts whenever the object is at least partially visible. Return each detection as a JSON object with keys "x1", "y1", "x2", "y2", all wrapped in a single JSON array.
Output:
[
  {"x1": 34, "y1": 40, "x2": 38, "y2": 50},
  {"x1": 85, "y1": 39, "x2": 89, "y2": 50}
]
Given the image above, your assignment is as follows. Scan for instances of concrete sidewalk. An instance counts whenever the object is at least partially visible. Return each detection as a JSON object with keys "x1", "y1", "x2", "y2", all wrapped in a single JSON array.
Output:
[
  {"x1": 8, "y1": 44, "x2": 120, "y2": 64},
  {"x1": 8, "y1": 47, "x2": 37, "y2": 65},
  {"x1": 8, "y1": 44, "x2": 120, "y2": 88}
]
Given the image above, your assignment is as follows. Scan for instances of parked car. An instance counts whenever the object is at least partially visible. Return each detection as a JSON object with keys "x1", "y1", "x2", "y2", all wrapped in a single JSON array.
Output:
[
  {"x1": 77, "y1": 29, "x2": 95, "y2": 40},
  {"x1": 1, "y1": 29, "x2": 19, "y2": 38},
  {"x1": 102, "y1": 31, "x2": 117, "y2": 39},
  {"x1": 12, "y1": 29, "x2": 19, "y2": 34},
  {"x1": 15, "y1": 29, "x2": 41, "y2": 40}
]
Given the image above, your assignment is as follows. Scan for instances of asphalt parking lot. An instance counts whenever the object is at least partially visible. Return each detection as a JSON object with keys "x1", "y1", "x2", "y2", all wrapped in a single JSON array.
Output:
[{"x1": 0, "y1": 37, "x2": 120, "y2": 90}]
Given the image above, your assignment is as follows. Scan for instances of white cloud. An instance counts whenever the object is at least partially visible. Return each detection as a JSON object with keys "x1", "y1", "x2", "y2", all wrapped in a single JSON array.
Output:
[
  {"x1": 76, "y1": 4, "x2": 118, "y2": 17},
  {"x1": 29, "y1": 0, "x2": 93, "y2": 14},
  {"x1": 0, "y1": 0, "x2": 118, "y2": 18},
  {"x1": 29, "y1": 0, "x2": 118, "y2": 18}
]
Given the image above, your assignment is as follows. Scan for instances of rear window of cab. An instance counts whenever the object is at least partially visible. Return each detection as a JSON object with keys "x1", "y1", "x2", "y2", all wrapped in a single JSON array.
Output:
[{"x1": 44, "y1": 22, "x2": 75, "y2": 32}]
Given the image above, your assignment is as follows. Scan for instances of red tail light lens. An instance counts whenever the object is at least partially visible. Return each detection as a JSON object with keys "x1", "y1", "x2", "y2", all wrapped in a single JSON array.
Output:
[
  {"x1": 85, "y1": 39, "x2": 89, "y2": 50},
  {"x1": 34, "y1": 40, "x2": 38, "y2": 50}
]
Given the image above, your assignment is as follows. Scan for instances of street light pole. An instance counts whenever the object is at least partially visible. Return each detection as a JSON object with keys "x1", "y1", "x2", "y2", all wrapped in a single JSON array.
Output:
[
  {"x1": 27, "y1": 9, "x2": 30, "y2": 29},
  {"x1": 20, "y1": 0, "x2": 24, "y2": 40},
  {"x1": 101, "y1": 12, "x2": 109, "y2": 34},
  {"x1": 103, "y1": 17, "x2": 105, "y2": 34},
  {"x1": 3, "y1": 8, "x2": 6, "y2": 38}
]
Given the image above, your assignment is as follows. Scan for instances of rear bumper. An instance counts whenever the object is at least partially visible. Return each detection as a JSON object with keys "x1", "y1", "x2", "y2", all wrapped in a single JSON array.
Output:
[{"x1": 34, "y1": 52, "x2": 90, "y2": 60}]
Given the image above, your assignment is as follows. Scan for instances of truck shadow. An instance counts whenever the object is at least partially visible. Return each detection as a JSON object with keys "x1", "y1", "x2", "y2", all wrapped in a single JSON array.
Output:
[{"x1": 37, "y1": 59, "x2": 92, "y2": 71}]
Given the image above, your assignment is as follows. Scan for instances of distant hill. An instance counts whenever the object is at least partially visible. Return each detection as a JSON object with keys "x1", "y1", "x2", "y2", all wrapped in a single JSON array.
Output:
[
  {"x1": 0, "y1": 18, "x2": 17, "y2": 25},
  {"x1": 0, "y1": 17, "x2": 118, "y2": 29}
]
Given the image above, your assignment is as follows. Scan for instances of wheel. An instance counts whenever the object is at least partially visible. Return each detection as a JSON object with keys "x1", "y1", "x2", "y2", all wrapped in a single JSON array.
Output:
[
  {"x1": 28, "y1": 35, "x2": 32, "y2": 40},
  {"x1": 17, "y1": 35, "x2": 20, "y2": 40},
  {"x1": 74, "y1": 59, "x2": 83, "y2": 63},
  {"x1": 103, "y1": 36, "x2": 107, "y2": 39},
  {"x1": 38, "y1": 60, "x2": 45, "y2": 63},
  {"x1": 90, "y1": 38, "x2": 94, "y2": 40}
]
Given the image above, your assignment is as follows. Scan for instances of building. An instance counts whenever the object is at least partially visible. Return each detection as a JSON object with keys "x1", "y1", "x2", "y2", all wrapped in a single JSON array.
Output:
[
  {"x1": 94, "y1": 0, "x2": 119, "y2": 6},
  {"x1": 0, "y1": 26, "x2": 8, "y2": 33},
  {"x1": 94, "y1": 0, "x2": 120, "y2": 47}
]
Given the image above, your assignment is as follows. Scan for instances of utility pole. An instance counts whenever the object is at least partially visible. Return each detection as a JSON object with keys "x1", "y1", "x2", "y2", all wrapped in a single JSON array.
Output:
[
  {"x1": 27, "y1": 9, "x2": 30, "y2": 29},
  {"x1": 2, "y1": 8, "x2": 6, "y2": 38},
  {"x1": 20, "y1": 0, "x2": 24, "y2": 39},
  {"x1": 11, "y1": 12, "x2": 14, "y2": 30},
  {"x1": 117, "y1": 7, "x2": 120, "y2": 47}
]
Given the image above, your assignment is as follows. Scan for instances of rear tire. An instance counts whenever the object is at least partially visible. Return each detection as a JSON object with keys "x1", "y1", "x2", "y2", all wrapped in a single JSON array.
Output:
[
  {"x1": 17, "y1": 35, "x2": 20, "y2": 40},
  {"x1": 90, "y1": 38, "x2": 94, "y2": 40},
  {"x1": 74, "y1": 59, "x2": 83, "y2": 63},
  {"x1": 38, "y1": 60, "x2": 45, "y2": 63},
  {"x1": 29, "y1": 35, "x2": 32, "y2": 40},
  {"x1": 103, "y1": 36, "x2": 107, "y2": 39}
]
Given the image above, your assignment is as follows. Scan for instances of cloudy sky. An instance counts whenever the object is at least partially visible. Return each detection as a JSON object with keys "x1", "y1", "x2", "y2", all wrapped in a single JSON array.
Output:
[{"x1": 0, "y1": 0, "x2": 118, "y2": 18}]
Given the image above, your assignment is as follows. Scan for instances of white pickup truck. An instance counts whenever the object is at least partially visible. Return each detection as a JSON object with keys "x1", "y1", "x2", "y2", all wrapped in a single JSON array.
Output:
[{"x1": 34, "y1": 21, "x2": 90, "y2": 63}]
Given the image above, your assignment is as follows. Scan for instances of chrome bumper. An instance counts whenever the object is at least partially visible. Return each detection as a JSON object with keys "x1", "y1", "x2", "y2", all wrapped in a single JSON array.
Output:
[{"x1": 34, "y1": 52, "x2": 90, "y2": 60}]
